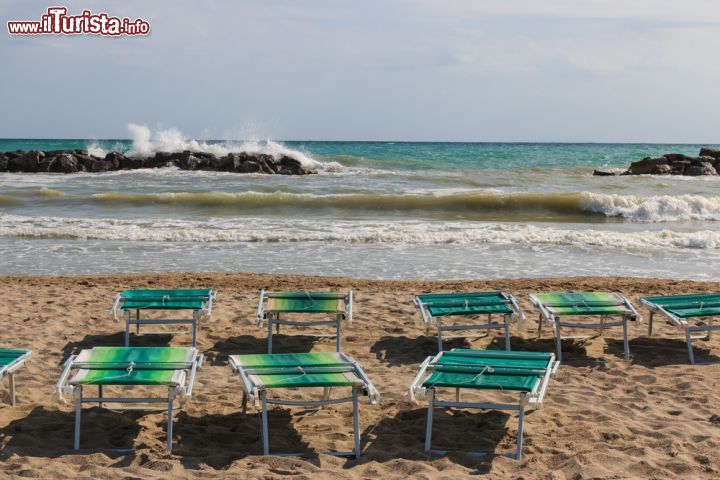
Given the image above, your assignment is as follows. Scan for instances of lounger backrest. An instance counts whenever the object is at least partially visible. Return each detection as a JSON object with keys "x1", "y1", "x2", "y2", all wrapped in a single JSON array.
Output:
[
  {"x1": 265, "y1": 291, "x2": 346, "y2": 314},
  {"x1": 230, "y1": 352, "x2": 363, "y2": 388},
  {"x1": 643, "y1": 293, "x2": 720, "y2": 318},
  {"x1": 534, "y1": 292, "x2": 631, "y2": 316},
  {"x1": 69, "y1": 347, "x2": 194, "y2": 386},
  {"x1": 119, "y1": 289, "x2": 212, "y2": 310},
  {"x1": 422, "y1": 349, "x2": 552, "y2": 392},
  {"x1": 417, "y1": 292, "x2": 514, "y2": 317}
]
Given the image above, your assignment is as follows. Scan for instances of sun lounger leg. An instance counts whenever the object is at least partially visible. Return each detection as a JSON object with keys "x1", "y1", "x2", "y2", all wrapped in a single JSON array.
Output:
[
  {"x1": 8, "y1": 373, "x2": 16, "y2": 406},
  {"x1": 74, "y1": 387, "x2": 82, "y2": 450},
  {"x1": 554, "y1": 319, "x2": 562, "y2": 363},
  {"x1": 260, "y1": 390, "x2": 270, "y2": 455},
  {"x1": 685, "y1": 327, "x2": 695, "y2": 365},
  {"x1": 599, "y1": 315, "x2": 605, "y2": 335},
  {"x1": 267, "y1": 313, "x2": 274, "y2": 354},
  {"x1": 504, "y1": 314, "x2": 511, "y2": 351},
  {"x1": 167, "y1": 392, "x2": 174, "y2": 451},
  {"x1": 192, "y1": 319, "x2": 198, "y2": 349},
  {"x1": 136, "y1": 310, "x2": 140, "y2": 334},
  {"x1": 424, "y1": 390, "x2": 435, "y2": 451},
  {"x1": 98, "y1": 385, "x2": 103, "y2": 407},
  {"x1": 622, "y1": 317, "x2": 630, "y2": 360},
  {"x1": 336, "y1": 315, "x2": 342, "y2": 352},
  {"x1": 537, "y1": 314, "x2": 543, "y2": 339},
  {"x1": 455, "y1": 388, "x2": 460, "y2": 402},
  {"x1": 487, "y1": 314, "x2": 491, "y2": 336},
  {"x1": 353, "y1": 387, "x2": 360, "y2": 460},
  {"x1": 516, "y1": 403, "x2": 525, "y2": 461},
  {"x1": 647, "y1": 311, "x2": 654, "y2": 336},
  {"x1": 125, "y1": 312, "x2": 131, "y2": 346},
  {"x1": 437, "y1": 326, "x2": 443, "y2": 353}
]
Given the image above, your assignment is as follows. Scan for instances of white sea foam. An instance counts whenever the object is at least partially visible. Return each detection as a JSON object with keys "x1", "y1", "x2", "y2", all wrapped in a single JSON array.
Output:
[
  {"x1": 581, "y1": 192, "x2": 720, "y2": 222},
  {"x1": 123, "y1": 124, "x2": 324, "y2": 169},
  {"x1": 0, "y1": 214, "x2": 718, "y2": 249}
]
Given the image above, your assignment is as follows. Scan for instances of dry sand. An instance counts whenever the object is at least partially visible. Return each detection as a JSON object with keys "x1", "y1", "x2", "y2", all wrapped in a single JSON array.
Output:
[{"x1": 0, "y1": 273, "x2": 719, "y2": 479}]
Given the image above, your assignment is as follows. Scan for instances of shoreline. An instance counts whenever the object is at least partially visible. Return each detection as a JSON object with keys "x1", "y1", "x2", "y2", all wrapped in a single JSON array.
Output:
[{"x1": 1, "y1": 272, "x2": 719, "y2": 478}]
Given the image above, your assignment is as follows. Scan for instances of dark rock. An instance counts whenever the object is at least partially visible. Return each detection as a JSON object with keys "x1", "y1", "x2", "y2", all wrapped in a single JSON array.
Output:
[
  {"x1": 48, "y1": 153, "x2": 80, "y2": 173},
  {"x1": 277, "y1": 155, "x2": 315, "y2": 175},
  {"x1": 9, "y1": 150, "x2": 48, "y2": 172},
  {"x1": 146, "y1": 152, "x2": 174, "y2": 168},
  {"x1": 0, "y1": 149, "x2": 316, "y2": 175},
  {"x1": 695, "y1": 156, "x2": 716, "y2": 165},
  {"x1": 88, "y1": 159, "x2": 115, "y2": 172},
  {"x1": 686, "y1": 162, "x2": 717, "y2": 176},
  {"x1": 593, "y1": 169, "x2": 617, "y2": 176},
  {"x1": 211, "y1": 155, "x2": 234, "y2": 170},
  {"x1": 699, "y1": 147, "x2": 720, "y2": 159},
  {"x1": 627, "y1": 156, "x2": 667, "y2": 175},
  {"x1": 670, "y1": 160, "x2": 691, "y2": 174},
  {"x1": 176, "y1": 151, "x2": 209, "y2": 170},
  {"x1": 651, "y1": 164, "x2": 673, "y2": 175},
  {"x1": 663, "y1": 153, "x2": 696, "y2": 163},
  {"x1": 107, "y1": 152, "x2": 143, "y2": 170}
]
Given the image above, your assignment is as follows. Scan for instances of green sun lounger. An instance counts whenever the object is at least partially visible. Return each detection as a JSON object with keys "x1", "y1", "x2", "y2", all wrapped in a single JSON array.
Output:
[
  {"x1": 229, "y1": 352, "x2": 378, "y2": 459},
  {"x1": 641, "y1": 293, "x2": 720, "y2": 364},
  {"x1": 111, "y1": 288, "x2": 215, "y2": 348},
  {"x1": 529, "y1": 292, "x2": 639, "y2": 362},
  {"x1": 256, "y1": 290, "x2": 352, "y2": 353},
  {"x1": 0, "y1": 349, "x2": 31, "y2": 405},
  {"x1": 414, "y1": 292, "x2": 525, "y2": 352},
  {"x1": 56, "y1": 346, "x2": 203, "y2": 451},
  {"x1": 408, "y1": 349, "x2": 559, "y2": 460}
]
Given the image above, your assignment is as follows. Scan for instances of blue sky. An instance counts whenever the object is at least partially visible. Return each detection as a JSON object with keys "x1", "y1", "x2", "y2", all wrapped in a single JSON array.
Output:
[{"x1": 1, "y1": 0, "x2": 719, "y2": 142}]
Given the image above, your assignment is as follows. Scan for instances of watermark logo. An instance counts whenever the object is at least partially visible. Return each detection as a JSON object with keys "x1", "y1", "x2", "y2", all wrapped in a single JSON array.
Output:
[{"x1": 7, "y1": 6, "x2": 150, "y2": 36}]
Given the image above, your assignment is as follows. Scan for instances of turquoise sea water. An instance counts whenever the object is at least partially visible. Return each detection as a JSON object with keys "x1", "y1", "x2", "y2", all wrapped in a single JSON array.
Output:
[{"x1": 1, "y1": 138, "x2": 719, "y2": 279}]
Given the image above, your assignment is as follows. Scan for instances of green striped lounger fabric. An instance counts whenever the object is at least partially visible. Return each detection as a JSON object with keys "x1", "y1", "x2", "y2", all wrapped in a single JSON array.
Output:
[
  {"x1": 57, "y1": 346, "x2": 202, "y2": 451},
  {"x1": 0, "y1": 349, "x2": 30, "y2": 372},
  {"x1": 409, "y1": 348, "x2": 558, "y2": 460},
  {"x1": 641, "y1": 293, "x2": 720, "y2": 364},
  {"x1": 0, "y1": 348, "x2": 31, "y2": 406},
  {"x1": 532, "y1": 292, "x2": 631, "y2": 316},
  {"x1": 416, "y1": 292, "x2": 514, "y2": 317},
  {"x1": 258, "y1": 290, "x2": 352, "y2": 353},
  {"x1": 530, "y1": 292, "x2": 638, "y2": 362},
  {"x1": 642, "y1": 293, "x2": 720, "y2": 318},
  {"x1": 265, "y1": 292, "x2": 346, "y2": 314},
  {"x1": 112, "y1": 288, "x2": 215, "y2": 348},
  {"x1": 230, "y1": 352, "x2": 364, "y2": 389},
  {"x1": 422, "y1": 350, "x2": 552, "y2": 392},
  {"x1": 414, "y1": 291, "x2": 523, "y2": 352},
  {"x1": 229, "y1": 351, "x2": 377, "y2": 458},
  {"x1": 69, "y1": 347, "x2": 195, "y2": 386},
  {"x1": 118, "y1": 289, "x2": 213, "y2": 310}
]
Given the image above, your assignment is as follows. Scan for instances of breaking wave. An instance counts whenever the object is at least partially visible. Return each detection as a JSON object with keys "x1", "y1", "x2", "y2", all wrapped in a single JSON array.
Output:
[
  {"x1": 85, "y1": 191, "x2": 720, "y2": 222},
  {"x1": 0, "y1": 214, "x2": 719, "y2": 249}
]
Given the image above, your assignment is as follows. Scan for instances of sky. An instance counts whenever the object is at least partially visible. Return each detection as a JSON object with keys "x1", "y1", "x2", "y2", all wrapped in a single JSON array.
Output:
[{"x1": 1, "y1": 0, "x2": 719, "y2": 142}]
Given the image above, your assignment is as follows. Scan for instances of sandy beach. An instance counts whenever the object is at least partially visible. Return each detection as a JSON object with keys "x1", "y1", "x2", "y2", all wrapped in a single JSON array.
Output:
[{"x1": 0, "y1": 273, "x2": 717, "y2": 479}]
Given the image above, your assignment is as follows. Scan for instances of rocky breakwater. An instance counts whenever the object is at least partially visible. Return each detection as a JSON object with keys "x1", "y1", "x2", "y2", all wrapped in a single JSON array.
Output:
[
  {"x1": 594, "y1": 147, "x2": 720, "y2": 176},
  {"x1": 0, "y1": 149, "x2": 317, "y2": 175}
]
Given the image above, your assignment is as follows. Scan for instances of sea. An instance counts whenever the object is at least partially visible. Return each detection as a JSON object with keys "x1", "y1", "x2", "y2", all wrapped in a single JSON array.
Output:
[{"x1": 1, "y1": 134, "x2": 719, "y2": 280}]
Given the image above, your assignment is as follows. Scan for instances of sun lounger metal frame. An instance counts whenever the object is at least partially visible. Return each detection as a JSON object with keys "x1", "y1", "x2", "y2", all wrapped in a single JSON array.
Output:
[
  {"x1": 529, "y1": 292, "x2": 639, "y2": 362},
  {"x1": 256, "y1": 290, "x2": 352, "y2": 353},
  {"x1": 0, "y1": 349, "x2": 31, "y2": 405},
  {"x1": 111, "y1": 289, "x2": 216, "y2": 348},
  {"x1": 641, "y1": 293, "x2": 720, "y2": 364},
  {"x1": 408, "y1": 349, "x2": 559, "y2": 460},
  {"x1": 229, "y1": 352, "x2": 378, "y2": 459},
  {"x1": 56, "y1": 347, "x2": 203, "y2": 451},
  {"x1": 414, "y1": 292, "x2": 524, "y2": 352}
]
